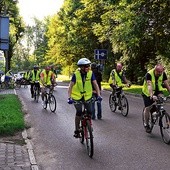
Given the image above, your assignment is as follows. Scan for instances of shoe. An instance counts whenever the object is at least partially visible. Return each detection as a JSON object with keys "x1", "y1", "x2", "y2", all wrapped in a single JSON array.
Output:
[
  {"x1": 92, "y1": 117, "x2": 96, "y2": 120},
  {"x1": 144, "y1": 125, "x2": 151, "y2": 133},
  {"x1": 73, "y1": 130, "x2": 80, "y2": 138},
  {"x1": 31, "y1": 94, "x2": 34, "y2": 98},
  {"x1": 98, "y1": 117, "x2": 102, "y2": 120},
  {"x1": 42, "y1": 101, "x2": 45, "y2": 106}
]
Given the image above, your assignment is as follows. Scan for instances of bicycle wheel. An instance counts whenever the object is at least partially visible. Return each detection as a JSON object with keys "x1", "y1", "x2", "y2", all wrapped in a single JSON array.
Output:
[
  {"x1": 109, "y1": 94, "x2": 117, "y2": 112},
  {"x1": 85, "y1": 120, "x2": 93, "y2": 158},
  {"x1": 49, "y1": 94, "x2": 56, "y2": 112},
  {"x1": 160, "y1": 111, "x2": 170, "y2": 144},
  {"x1": 120, "y1": 95, "x2": 129, "y2": 117},
  {"x1": 43, "y1": 95, "x2": 48, "y2": 109},
  {"x1": 79, "y1": 121, "x2": 84, "y2": 144},
  {"x1": 35, "y1": 88, "x2": 39, "y2": 103}
]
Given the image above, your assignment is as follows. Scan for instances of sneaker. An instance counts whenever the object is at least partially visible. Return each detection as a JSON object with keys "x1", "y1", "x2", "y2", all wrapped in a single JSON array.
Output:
[
  {"x1": 73, "y1": 130, "x2": 80, "y2": 138},
  {"x1": 144, "y1": 125, "x2": 151, "y2": 133}
]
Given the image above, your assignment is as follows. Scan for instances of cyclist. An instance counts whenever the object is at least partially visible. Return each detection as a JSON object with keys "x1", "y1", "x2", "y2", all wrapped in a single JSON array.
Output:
[
  {"x1": 4, "y1": 69, "x2": 14, "y2": 86},
  {"x1": 108, "y1": 62, "x2": 130, "y2": 93},
  {"x1": 40, "y1": 66, "x2": 56, "y2": 105},
  {"x1": 142, "y1": 64, "x2": 170, "y2": 133},
  {"x1": 29, "y1": 66, "x2": 41, "y2": 98},
  {"x1": 50, "y1": 64, "x2": 58, "y2": 88},
  {"x1": 91, "y1": 62, "x2": 103, "y2": 120},
  {"x1": 67, "y1": 58, "x2": 102, "y2": 138}
]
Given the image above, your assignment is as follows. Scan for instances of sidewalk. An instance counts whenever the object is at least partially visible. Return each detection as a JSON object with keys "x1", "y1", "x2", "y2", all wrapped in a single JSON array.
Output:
[{"x1": 0, "y1": 89, "x2": 39, "y2": 170}]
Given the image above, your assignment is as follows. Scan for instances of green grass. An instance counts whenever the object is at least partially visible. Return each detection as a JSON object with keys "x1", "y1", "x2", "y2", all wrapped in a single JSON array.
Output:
[
  {"x1": 56, "y1": 74, "x2": 70, "y2": 83},
  {"x1": 0, "y1": 94, "x2": 25, "y2": 136},
  {"x1": 102, "y1": 82, "x2": 169, "y2": 96}
]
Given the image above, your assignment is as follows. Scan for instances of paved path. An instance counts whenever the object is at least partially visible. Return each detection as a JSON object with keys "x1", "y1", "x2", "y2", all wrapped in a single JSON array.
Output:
[{"x1": 0, "y1": 89, "x2": 38, "y2": 170}]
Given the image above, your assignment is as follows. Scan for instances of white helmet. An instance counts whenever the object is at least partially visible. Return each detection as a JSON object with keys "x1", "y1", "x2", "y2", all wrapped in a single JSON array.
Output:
[{"x1": 77, "y1": 58, "x2": 91, "y2": 66}]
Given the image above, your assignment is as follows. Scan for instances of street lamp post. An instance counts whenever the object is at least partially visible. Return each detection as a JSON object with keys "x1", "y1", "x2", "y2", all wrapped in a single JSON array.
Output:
[{"x1": 0, "y1": 0, "x2": 17, "y2": 72}]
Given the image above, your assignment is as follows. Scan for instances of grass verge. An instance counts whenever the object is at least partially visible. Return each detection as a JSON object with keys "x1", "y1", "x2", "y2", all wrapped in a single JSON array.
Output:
[
  {"x1": 101, "y1": 82, "x2": 169, "y2": 96},
  {"x1": 0, "y1": 94, "x2": 25, "y2": 136}
]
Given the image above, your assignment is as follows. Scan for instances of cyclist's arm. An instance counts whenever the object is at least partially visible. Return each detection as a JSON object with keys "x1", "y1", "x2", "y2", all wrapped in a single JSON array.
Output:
[
  {"x1": 163, "y1": 80, "x2": 170, "y2": 93},
  {"x1": 68, "y1": 81, "x2": 75, "y2": 98},
  {"x1": 92, "y1": 80, "x2": 100, "y2": 97},
  {"x1": 147, "y1": 80, "x2": 154, "y2": 98}
]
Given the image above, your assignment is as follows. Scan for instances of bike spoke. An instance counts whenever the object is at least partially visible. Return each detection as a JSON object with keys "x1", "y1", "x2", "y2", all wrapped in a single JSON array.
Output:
[
  {"x1": 160, "y1": 112, "x2": 170, "y2": 144},
  {"x1": 49, "y1": 95, "x2": 56, "y2": 112},
  {"x1": 109, "y1": 94, "x2": 117, "y2": 112}
]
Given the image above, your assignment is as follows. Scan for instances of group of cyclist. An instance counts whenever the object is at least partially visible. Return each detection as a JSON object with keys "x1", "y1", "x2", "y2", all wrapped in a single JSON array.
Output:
[
  {"x1": 23, "y1": 65, "x2": 57, "y2": 105},
  {"x1": 67, "y1": 57, "x2": 170, "y2": 137}
]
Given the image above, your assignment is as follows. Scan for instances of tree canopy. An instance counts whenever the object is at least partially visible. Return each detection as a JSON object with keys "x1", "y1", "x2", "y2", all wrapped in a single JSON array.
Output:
[{"x1": 12, "y1": 0, "x2": 170, "y2": 84}]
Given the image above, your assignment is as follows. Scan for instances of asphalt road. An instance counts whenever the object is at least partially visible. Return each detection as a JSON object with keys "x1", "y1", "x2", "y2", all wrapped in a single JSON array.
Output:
[{"x1": 16, "y1": 83, "x2": 170, "y2": 170}]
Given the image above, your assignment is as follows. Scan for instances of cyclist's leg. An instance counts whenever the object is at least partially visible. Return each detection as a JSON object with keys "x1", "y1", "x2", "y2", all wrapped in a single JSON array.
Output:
[
  {"x1": 41, "y1": 86, "x2": 45, "y2": 103},
  {"x1": 97, "y1": 100, "x2": 102, "y2": 119},
  {"x1": 142, "y1": 94, "x2": 153, "y2": 133},
  {"x1": 74, "y1": 102, "x2": 83, "y2": 138},
  {"x1": 30, "y1": 83, "x2": 34, "y2": 98},
  {"x1": 91, "y1": 93, "x2": 97, "y2": 120}
]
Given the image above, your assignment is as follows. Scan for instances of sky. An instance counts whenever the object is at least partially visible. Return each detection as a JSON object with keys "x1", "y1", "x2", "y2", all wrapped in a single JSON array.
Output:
[{"x1": 18, "y1": 0, "x2": 64, "y2": 25}]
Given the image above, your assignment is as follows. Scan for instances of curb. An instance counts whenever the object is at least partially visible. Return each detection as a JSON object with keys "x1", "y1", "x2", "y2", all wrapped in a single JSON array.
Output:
[
  {"x1": 22, "y1": 130, "x2": 39, "y2": 170},
  {"x1": 15, "y1": 89, "x2": 39, "y2": 170}
]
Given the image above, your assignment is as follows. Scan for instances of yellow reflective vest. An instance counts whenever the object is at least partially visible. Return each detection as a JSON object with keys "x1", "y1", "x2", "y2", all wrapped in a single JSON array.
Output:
[
  {"x1": 40, "y1": 70, "x2": 53, "y2": 85},
  {"x1": 71, "y1": 70, "x2": 93, "y2": 101},
  {"x1": 30, "y1": 70, "x2": 40, "y2": 82},
  {"x1": 142, "y1": 69, "x2": 164, "y2": 97},
  {"x1": 108, "y1": 69, "x2": 124, "y2": 87}
]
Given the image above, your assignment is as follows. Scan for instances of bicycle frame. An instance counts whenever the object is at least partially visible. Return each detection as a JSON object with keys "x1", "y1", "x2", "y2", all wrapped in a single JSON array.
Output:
[
  {"x1": 143, "y1": 96, "x2": 170, "y2": 144},
  {"x1": 109, "y1": 86, "x2": 129, "y2": 116},
  {"x1": 73, "y1": 99, "x2": 94, "y2": 158},
  {"x1": 43, "y1": 86, "x2": 56, "y2": 112}
]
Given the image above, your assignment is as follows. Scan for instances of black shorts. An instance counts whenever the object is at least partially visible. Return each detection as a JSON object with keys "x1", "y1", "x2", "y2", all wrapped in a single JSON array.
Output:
[
  {"x1": 142, "y1": 91, "x2": 163, "y2": 107},
  {"x1": 142, "y1": 94, "x2": 154, "y2": 107}
]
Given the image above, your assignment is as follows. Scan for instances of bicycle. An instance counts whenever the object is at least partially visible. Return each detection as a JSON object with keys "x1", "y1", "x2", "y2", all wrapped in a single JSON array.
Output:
[
  {"x1": 33, "y1": 81, "x2": 40, "y2": 103},
  {"x1": 73, "y1": 99, "x2": 94, "y2": 158},
  {"x1": 142, "y1": 95, "x2": 170, "y2": 144},
  {"x1": 42, "y1": 86, "x2": 56, "y2": 112},
  {"x1": 109, "y1": 86, "x2": 129, "y2": 117}
]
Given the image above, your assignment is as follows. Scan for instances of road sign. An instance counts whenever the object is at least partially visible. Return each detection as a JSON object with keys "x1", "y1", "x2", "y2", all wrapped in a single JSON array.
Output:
[
  {"x1": 94, "y1": 49, "x2": 107, "y2": 60},
  {"x1": 0, "y1": 16, "x2": 9, "y2": 50}
]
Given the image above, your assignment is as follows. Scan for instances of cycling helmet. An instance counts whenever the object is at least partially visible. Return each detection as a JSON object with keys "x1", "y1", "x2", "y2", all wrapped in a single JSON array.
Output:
[
  {"x1": 45, "y1": 66, "x2": 51, "y2": 71},
  {"x1": 91, "y1": 62, "x2": 97, "y2": 69},
  {"x1": 33, "y1": 65, "x2": 39, "y2": 69},
  {"x1": 77, "y1": 58, "x2": 91, "y2": 66}
]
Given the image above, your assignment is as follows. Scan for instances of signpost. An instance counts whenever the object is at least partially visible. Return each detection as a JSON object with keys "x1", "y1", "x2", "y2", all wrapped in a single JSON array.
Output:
[
  {"x1": 94, "y1": 49, "x2": 107, "y2": 60},
  {"x1": 94, "y1": 49, "x2": 107, "y2": 72},
  {"x1": 0, "y1": 16, "x2": 9, "y2": 50}
]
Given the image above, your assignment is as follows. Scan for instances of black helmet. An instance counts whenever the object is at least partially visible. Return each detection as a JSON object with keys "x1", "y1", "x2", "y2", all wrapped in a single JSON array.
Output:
[
  {"x1": 91, "y1": 62, "x2": 97, "y2": 69},
  {"x1": 33, "y1": 65, "x2": 39, "y2": 69}
]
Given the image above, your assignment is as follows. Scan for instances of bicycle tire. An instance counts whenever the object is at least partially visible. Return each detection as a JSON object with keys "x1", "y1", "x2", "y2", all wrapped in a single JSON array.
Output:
[
  {"x1": 109, "y1": 94, "x2": 117, "y2": 112},
  {"x1": 160, "y1": 111, "x2": 170, "y2": 144},
  {"x1": 85, "y1": 120, "x2": 93, "y2": 158},
  {"x1": 120, "y1": 95, "x2": 129, "y2": 117},
  {"x1": 43, "y1": 95, "x2": 48, "y2": 109},
  {"x1": 79, "y1": 121, "x2": 84, "y2": 144},
  {"x1": 49, "y1": 94, "x2": 56, "y2": 112},
  {"x1": 35, "y1": 88, "x2": 39, "y2": 103}
]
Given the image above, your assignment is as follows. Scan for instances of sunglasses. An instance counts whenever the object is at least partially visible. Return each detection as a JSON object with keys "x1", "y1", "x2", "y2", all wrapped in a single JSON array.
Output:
[{"x1": 84, "y1": 65, "x2": 90, "y2": 68}]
